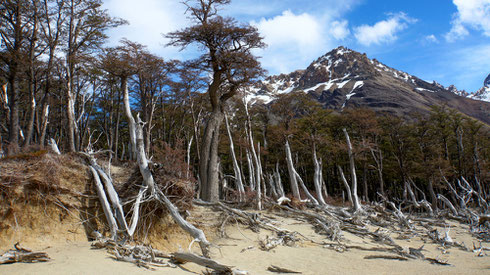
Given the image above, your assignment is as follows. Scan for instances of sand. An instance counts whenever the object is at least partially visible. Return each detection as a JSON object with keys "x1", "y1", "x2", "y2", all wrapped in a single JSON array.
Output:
[{"x1": 1, "y1": 206, "x2": 489, "y2": 275}]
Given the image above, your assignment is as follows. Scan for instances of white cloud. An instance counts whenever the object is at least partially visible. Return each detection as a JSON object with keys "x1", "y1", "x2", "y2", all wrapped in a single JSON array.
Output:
[
  {"x1": 102, "y1": 0, "x2": 188, "y2": 56},
  {"x1": 252, "y1": 10, "x2": 324, "y2": 48},
  {"x1": 330, "y1": 20, "x2": 350, "y2": 40},
  {"x1": 251, "y1": 10, "x2": 352, "y2": 74},
  {"x1": 446, "y1": 0, "x2": 490, "y2": 42},
  {"x1": 424, "y1": 34, "x2": 439, "y2": 43},
  {"x1": 354, "y1": 13, "x2": 417, "y2": 46}
]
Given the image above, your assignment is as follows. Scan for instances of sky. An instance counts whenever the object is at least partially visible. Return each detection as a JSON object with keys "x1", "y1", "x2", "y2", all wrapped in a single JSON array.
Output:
[{"x1": 102, "y1": 0, "x2": 490, "y2": 93}]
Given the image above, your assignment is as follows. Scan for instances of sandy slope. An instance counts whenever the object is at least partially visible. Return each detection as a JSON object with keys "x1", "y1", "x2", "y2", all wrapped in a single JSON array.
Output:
[{"x1": 1, "y1": 207, "x2": 489, "y2": 275}]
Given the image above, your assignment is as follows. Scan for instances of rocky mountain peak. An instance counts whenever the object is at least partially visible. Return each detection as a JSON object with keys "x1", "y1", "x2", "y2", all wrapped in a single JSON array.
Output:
[
  {"x1": 244, "y1": 46, "x2": 490, "y2": 124},
  {"x1": 470, "y1": 73, "x2": 490, "y2": 102},
  {"x1": 447, "y1": 85, "x2": 469, "y2": 97},
  {"x1": 298, "y1": 47, "x2": 379, "y2": 88}
]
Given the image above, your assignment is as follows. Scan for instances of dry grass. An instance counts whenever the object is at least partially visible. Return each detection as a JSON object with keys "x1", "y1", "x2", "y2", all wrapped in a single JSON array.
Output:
[{"x1": 0, "y1": 152, "x2": 92, "y2": 250}]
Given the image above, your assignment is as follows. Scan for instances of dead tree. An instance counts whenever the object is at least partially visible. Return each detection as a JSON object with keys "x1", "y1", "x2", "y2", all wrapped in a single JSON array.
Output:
[
  {"x1": 285, "y1": 139, "x2": 318, "y2": 205},
  {"x1": 313, "y1": 143, "x2": 326, "y2": 205},
  {"x1": 225, "y1": 114, "x2": 245, "y2": 201},
  {"x1": 285, "y1": 139, "x2": 301, "y2": 200},
  {"x1": 343, "y1": 128, "x2": 362, "y2": 212},
  {"x1": 244, "y1": 100, "x2": 262, "y2": 209}
]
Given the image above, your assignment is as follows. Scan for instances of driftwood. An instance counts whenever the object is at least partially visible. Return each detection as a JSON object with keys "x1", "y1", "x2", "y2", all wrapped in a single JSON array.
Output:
[
  {"x1": 92, "y1": 239, "x2": 174, "y2": 270},
  {"x1": 172, "y1": 252, "x2": 233, "y2": 274},
  {"x1": 364, "y1": 255, "x2": 408, "y2": 261},
  {"x1": 425, "y1": 257, "x2": 451, "y2": 266},
  {"x1": 0, "y1": 243, "x2": 50, "y2": 264},
  {"x1": 267, "y1": 265, "x2": 302, "y2": 273}
]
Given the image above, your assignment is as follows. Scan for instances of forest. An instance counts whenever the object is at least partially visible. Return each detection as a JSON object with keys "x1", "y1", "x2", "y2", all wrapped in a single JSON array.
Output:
[{"x1": 1, "y1": 0, "x2": 489, "y2": 273}]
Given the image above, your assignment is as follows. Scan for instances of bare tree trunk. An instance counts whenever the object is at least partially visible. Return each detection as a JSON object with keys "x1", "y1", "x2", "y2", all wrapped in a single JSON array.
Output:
[
  {"x1": 274, "y1": 162, "x2": 285, "y2": 198},
  {"x1": 244, "y1": 100, "x2": 262, "y2": 209},
  {"x1": 39, "y1": 105, "x2": 49, "y2": 146},
  {"x1": 122, "y1": 76, "x2": 137, "y2": 160},
  {"x1": 89, "y1": 166, "x2": 118, "y2": 239},
  {"x1": 66, "y1": 70, "x2": 77, "y2": 152},
  {"x1": 23, "y1": 94, "x2": 36, "y2": 147},
  {"x1": 428, "y1": 179, "x2": 438, "y2": 211},
  {"x1": 438, "y1": 194, "x2": 459, "y2": 216},
  {"x1": 313, "y1": 143, "x2": 326, "y2": 205},
  {"x1": 225, "y1": 114, "x2": 245, "y2": 200},
  {"x1": 294, "y1": 169, "x2": 319, "y2": 205},
  {"x1": 186, "y1": 135, "x2": 193, "y2": 179},
  {"x1": 343, "y1": 128, "x2": 362, "y2": 212},
  {"x1": 369, "y1": 146, "x2": 384, "y2": 196},
  {"x1": 338, "y1": 166, "x2": 354, "y2": 206},
  {"x1": 285, "y1": 140, "x2": 301, "y2": 200},
  {"x1": 246, "y1": 149, "x2": 255, "y2": 191}
]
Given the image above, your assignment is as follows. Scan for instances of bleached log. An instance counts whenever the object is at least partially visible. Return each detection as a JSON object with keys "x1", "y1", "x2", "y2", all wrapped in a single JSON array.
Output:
[
  {"x1": 89, "y1": 166, "x2": 118, "y2": 238},
  {"x1": 127, "y1": 186, "x2": 147, "y2": 237},
  {"x1": 285, "y1": 140, "x2": 301, "y2": 200},
  {"x1": 294, "y1": 169, "x2": 319, "y2": 205},
  {"x1": 171, "y1": 252, "x2": 233, "y2": 273},
  {"x1": 267, "y1": 265, "x2": 301, "y2": 273},
  {"x1": 461, "y1": 177, "x2": 487, "y2": 210},
  {"x1": 343, "y1": 129, "x2": 362, "y2": 212},
  {"x1": 91, "y1": 162, "x2": 129, "y2": 234},
  {"x1": 133, "y1": 115, "x2": 210, "y2": 256},
  {"x1": 437, "y1": 194, "x2": 459, "y2": 216},
  {"x1": 442, "y1": 176, "x2": 466, "y2": 209},
  {"x1": 405, "y1": 180, "x2": 420, "y2": 208},
  {"x1": 48, "y1": 138, "x2": 61, "y2": 155},
  {"x1": 225, "y1": 114, "x2": 245, "y2": 200},
  {"x1": 0, "y1": 244, "x2": 50, "y2": 264},
  {"x1": 156, "y1": 188, "x2": 211, "y2": 257}
]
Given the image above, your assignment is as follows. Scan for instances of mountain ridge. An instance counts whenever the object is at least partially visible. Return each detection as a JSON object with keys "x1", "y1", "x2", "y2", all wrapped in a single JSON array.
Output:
[{"x1": 246, "y1": 46, "x2": 490, "y2": 124}]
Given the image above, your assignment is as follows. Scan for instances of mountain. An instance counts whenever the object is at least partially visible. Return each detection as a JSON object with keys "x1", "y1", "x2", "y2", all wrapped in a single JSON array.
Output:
[
  {"x1": 469, "y1": 73, "x2": 490, "y2": 102},
  {"x1": 246, "y1": 46, "x2": 490, "y2": 124}
]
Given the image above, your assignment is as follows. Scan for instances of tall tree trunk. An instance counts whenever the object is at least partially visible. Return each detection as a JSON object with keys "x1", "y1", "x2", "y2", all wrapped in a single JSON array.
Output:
[
  {"x1": 66, "y1": 67, "x2": 77, "y2": 152},
  {"x1": 39, "y1": 104, "x2": 49, "y2": 146},
  {"x1": 343, "y1": 128, "x2": 362, "y2": 212},
  {"x1": 7, "y1": 74, "x2": 20, "y2": 154},
  {"x1": 312, "y1": 142, "x2": 326, "y2": 205},
  {"x1": 122, "y1": 76, "x2": 137, "y2": 160},
  {"x1": 199, "y1": 109, "x2": 224, "y2": 202},
  {"x1": 244, "y1": 101, "x2": 262, "y2": 209},
  {"x1": 225, "y1": 114, "x2": 245, "y2": 200},
  {"x1": 285, "y1": 140, "x2": 301, "y2": 200}
]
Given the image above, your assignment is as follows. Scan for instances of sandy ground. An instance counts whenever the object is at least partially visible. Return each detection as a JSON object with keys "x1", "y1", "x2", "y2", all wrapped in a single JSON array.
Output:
[{"x1": 2, "y1": 206, "x2": 489, "y2": 275}]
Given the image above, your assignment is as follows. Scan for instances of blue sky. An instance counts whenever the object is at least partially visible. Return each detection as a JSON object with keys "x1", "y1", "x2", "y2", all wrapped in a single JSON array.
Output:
[{"x1": 103, "y1": 0, "x2": 490, "y2": 93}]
